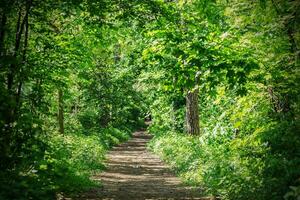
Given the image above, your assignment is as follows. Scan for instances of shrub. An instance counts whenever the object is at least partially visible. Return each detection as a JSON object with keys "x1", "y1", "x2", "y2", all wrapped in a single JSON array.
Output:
[{"x1": 0, "y1": 127, "x2": 131, "y2": 200}]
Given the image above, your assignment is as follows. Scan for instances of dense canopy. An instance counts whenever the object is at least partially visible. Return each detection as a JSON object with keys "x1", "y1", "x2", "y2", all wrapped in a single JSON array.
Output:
[{"x1": 0, "y1": 0, "x2": 299, "y2": 199}]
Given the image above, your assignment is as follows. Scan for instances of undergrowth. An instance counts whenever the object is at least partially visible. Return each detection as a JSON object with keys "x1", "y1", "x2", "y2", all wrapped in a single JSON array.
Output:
[
  {"x1": 0, "y1": 127, "x2": 131, "y2": 200},
  {"x1": 148, "y1": 90, "x2": 300, "y2": 200}
]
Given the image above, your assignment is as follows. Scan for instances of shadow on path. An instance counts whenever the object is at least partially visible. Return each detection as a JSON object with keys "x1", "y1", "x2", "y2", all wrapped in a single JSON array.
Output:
[{"x1": 74, "y1": 131, "x2": 213, "y2": 200}]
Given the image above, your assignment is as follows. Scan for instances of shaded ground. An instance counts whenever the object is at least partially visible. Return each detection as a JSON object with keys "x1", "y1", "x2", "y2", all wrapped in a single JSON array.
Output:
[{"x1": 74, "y1": 130, "x2": 212, "y2": 200}]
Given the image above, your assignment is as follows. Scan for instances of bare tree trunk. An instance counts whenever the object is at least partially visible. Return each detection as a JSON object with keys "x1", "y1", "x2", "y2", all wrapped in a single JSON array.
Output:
[
  {"x1": 5, "y1": 8, "x2": 24, "y2": 127},
  {"x1": 58, "y1": 89, "x2": 64, "y2": 135},
  {"x1": 186, "y1": 88, "x2": 200, "y2": 135},
  {"x1": 0, "y1": 13, "x2": 7, "y2": 56},
  {"x1": 7, "y1": 9, "x2": 22, "y2": 91},
  {"x1": 15, "y1": 5, "x2": 30, "y2": 114},
  {"x1": 6, "y1": 1, "x2": 31, "y2": 127}
]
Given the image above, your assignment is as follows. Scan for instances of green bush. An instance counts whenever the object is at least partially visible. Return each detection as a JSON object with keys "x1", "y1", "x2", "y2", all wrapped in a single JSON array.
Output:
[
  {"x1": 148, "y1": 90, "x2": 300, "y2": 200},
  {"x1": 0, "y1": 127, "x2": 131, "y2": 200}
]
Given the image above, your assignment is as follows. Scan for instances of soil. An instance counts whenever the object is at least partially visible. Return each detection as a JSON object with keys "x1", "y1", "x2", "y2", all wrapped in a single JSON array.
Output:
[{"x1": 72, "y1": 130, "x2": 214, "y2": 200}]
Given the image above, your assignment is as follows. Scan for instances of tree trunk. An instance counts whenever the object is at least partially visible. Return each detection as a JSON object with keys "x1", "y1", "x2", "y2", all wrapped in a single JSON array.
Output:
[
  {"x1": 185, "y1": 88, "x2": 200, "y2": 135},
  {"x1": 0, "y1": 13, "x2": 7, "y2": 56},
  {"x1": 58, "y1": 89, "x2": 64, "y2": 135},
  {"x1": 15, "y1": 7, "x2": 29, "y2": 115}
]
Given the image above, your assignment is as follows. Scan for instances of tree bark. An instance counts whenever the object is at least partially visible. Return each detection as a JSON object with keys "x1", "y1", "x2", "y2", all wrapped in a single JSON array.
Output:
[
  {"x1": 58, "y1": 89, "x2": 64, "y2": 135},
  {"x1": 15, "y1": 6, "x2": 30, "y2": 114},
  {"x1": 8, "y1": 4, "x2": 30, "y2": 91},
  {"x1": 0, "y1": 13, "x2": 7, "y2": 56},
  {"x1": 185, "y1": 88, "x2": 200, "y2": 135}
]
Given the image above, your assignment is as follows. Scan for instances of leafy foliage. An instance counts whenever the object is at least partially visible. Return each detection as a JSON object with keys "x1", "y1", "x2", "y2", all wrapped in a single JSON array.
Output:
[
  {"x1": 0, "y1": 0, "x2": 299, "y2": 199},
  {"x1": 0, "y1": 0, "x2": 146, "y2": 199},
  {"x1": 143, "y1": 0, "x2": 300, "y2": 200},
  {"x1": 149, "y1": 88, "x2": 300, "y2": 200}
]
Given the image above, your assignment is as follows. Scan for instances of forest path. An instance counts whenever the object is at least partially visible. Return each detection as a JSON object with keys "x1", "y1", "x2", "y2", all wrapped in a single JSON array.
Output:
[{"x1": 75, "y1": 130, "x2": 210, "y2": 200}]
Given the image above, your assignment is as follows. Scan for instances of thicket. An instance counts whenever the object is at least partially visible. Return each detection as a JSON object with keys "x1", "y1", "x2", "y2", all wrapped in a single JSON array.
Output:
[
  {"x1": 142, "y1": 1, "x2": 300, "y2": 200},
  {"x1": 0, "y1": 0, "x2": 299, "y2": 199},
  {"x1": 148, "y1": 89, "x2": 299, "y2": 199},
  {"x1": 0, "y1": 0, "x2": 147, "y2": 199}
]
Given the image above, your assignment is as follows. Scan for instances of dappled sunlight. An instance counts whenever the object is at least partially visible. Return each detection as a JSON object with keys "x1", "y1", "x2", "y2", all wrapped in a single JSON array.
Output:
[
  {"x1": 73, "y1": 131, "x2": 209, "y2": 200},
  {"x1": 1, "y1": 0, "x2": 298, "y2": 199}
]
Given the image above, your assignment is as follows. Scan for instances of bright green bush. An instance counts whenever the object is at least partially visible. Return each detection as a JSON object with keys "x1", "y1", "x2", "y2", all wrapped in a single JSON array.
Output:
[
  {"x1": 0, "y1": 127, "x2": 131, "y2": 200},
  {"x1": 148, "y1": 89, "x2": 300, "y2": 200},
  {"x1": 149, "y1": 126, "x2": 299, "y2": 200}
]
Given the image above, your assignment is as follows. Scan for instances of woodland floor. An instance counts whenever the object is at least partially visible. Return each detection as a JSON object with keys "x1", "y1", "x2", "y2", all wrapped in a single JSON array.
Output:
[{"x1": 71, "y1": 130, "x2": 213, "y2": 200}]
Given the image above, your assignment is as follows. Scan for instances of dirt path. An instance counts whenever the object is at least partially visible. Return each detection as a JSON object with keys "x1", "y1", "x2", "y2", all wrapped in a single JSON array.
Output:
[{"x1": 76, "y1": 130, "x2": 211, "y2": 200}]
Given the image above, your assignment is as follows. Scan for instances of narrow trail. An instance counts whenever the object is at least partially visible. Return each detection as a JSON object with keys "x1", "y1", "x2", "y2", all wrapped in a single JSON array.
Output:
[{"x1": 76, "y1": 130, "x2": 210, "y2": 200}]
